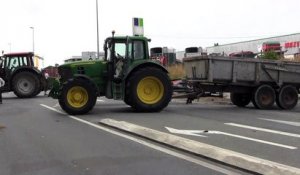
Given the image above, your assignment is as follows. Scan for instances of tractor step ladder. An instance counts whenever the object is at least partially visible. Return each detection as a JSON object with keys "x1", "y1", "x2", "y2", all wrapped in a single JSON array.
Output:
[{"x1": 113, "y1": 83, "x2": 122, "y2": 100}]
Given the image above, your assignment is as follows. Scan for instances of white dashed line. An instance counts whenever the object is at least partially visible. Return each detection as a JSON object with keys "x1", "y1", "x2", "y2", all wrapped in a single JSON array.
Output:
[
  {"x1": 260, "y1": 118, "x2": 300, "y2": 127},
  {"x1": 225, "y1": 123, "x2": 300, "y2": 138}
]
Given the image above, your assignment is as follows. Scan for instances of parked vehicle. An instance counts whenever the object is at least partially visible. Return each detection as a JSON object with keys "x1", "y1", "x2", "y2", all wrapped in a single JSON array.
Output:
[
  {"x1": 150, "y1": 47, "x2": 176, "y2": 66},
  {"x1": 49, "y1": 34, "x2": 173, "y2": 115},
  {"x1": 184, "y1": 47, "x2": 207, "y2": 57},
  {"x1": 183, "y1": 56, "x2": 300, "y2": 109},
  {"x1": 0, "y1": 52, "x2": 46, "y2": 98}
]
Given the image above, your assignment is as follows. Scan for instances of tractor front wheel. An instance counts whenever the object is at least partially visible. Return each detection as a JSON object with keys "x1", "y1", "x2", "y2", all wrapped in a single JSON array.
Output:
[
  {"x1": 126, "y1": 67, "x2": 172, "y2": 112},
  {"x1": 59, "y1": 79, "x2": 97, "y2": 115}
]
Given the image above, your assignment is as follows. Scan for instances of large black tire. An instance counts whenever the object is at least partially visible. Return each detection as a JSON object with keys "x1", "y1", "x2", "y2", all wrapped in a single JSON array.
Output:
[
  {"x1": 126, "y1": 67, "x2": 172, "y2": 112},
  {"x1": 124, "y1": 95, "x2": 132, "y2": 106},
  {"x1": 230, "y1": 93, "x2": 251, "y2": 107},
  {"x1": 32, "y1": 77, "x2": 43, "y2": 97},
  {"x1": 253, "y1": 84, "x2": 275, "y2": 109},
  {"x1": 13, "y1": 72, "x2": 40, "y2": 98},
  {"x1": 59, "y1": 79, "x2": 97, "y2": 115},
  {"x1": 276, "y1": 85, "x2": 298, "y2": 110}
]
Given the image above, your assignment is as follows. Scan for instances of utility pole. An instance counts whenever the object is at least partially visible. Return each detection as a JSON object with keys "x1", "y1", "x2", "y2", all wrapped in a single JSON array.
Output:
[
  {"x1": 8, "y1": 43, "x2": 11, "y2": 53},
  {"x1": 30, "y1": 27, "x2": 35, "y2": 53},
  {"x1": 96, "y1": 0, "x2": 100, "y2": 60}
]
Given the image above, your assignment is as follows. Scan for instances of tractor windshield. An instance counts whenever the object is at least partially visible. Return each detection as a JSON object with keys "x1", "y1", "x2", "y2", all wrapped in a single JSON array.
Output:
[{"x1": 104, "y1": 39, "x2": 126, "y2": 61}]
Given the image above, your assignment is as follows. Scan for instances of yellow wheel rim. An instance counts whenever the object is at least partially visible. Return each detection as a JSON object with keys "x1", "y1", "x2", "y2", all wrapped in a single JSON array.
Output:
[
  {"x1": 67, "y1": 86, "x2": 88, "y2": 108},
  {"x1": 137, "y1": 76, "x2": 164, "y2": 105}
]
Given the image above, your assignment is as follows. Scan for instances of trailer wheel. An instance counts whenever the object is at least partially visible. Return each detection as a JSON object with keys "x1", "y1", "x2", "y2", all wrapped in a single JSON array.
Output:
[
  {"x1": 230, "y1": 93, "x2": 251, "y2": 107},
  {"x1": 253, "y1": 85, "x2": 275, "y2": 109},
  {"x1": 59, "y1": 79, "x2": 97, "y2": 115},
  {"x1": 13, "y1": 72, "x2": 40, "y2": 98},
  {"x1": 127, "y1": 67, "x2": 172, "y2": 112},
  {"x1": 276, "y1": 85, "x2": 298, "y2": 110}
]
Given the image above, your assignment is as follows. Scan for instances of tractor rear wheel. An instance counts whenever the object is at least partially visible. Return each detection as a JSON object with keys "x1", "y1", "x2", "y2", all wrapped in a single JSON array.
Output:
[
  {"x1": 230, "y1": 93, "x2": 251, "y2": 107},
  {"x1": 127, "y1": 67, "x2": 172, "y2": 112},
  {"x1": 13, "y1": 72, "x2": 40, "y2": 98},
  {"x1": 59, "y1": 79, "x2": 97, "y2": 115}
]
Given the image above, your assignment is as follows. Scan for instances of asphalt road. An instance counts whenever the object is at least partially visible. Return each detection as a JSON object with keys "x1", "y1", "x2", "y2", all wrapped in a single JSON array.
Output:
[{"x1": 0, "y1": 93, "x2": 248, "y2": 175}]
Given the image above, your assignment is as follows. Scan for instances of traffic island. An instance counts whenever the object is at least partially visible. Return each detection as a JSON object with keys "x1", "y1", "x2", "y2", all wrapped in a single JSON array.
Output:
[{"x1": 99, "y1": 118, "x2": 300, "y2": 175}]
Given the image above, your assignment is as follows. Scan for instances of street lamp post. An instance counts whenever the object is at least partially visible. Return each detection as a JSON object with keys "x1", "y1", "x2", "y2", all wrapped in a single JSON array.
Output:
[
  {"x1": 96, "y1": 0, "x2": 100, "y2": 60},
  {"x1": 8, "y1": 43, "x2": 11, "y2": 53},
  {"x1": 30, "y1": 27, "x2": 35, "y2": 53}
]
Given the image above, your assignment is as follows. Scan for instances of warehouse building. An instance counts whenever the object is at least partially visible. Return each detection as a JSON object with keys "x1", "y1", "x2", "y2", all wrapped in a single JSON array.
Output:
[{"x1": 206, "y1": 33, "x2": 300, "y2": 59}]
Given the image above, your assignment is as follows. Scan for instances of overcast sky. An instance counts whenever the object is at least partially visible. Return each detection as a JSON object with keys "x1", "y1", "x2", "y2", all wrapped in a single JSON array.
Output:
[{"x1": 0, "y1": 0, "x2": 299, "y2": 66}]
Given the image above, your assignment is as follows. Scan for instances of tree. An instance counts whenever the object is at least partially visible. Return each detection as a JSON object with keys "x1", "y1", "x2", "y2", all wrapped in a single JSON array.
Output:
[{"x1": 261, "y1": 50, "x2": 280, "y2": 60}]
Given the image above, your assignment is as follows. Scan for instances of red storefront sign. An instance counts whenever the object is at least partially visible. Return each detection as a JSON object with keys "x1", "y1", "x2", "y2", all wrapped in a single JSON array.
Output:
[{"x1": 285, "y1": 41, "x2": 300, "y2": 48}]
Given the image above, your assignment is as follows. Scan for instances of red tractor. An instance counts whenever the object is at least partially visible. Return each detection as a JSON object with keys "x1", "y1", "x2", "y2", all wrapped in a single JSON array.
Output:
[{"x1": 0, "y1": 52, "x2": 46, "y2": 98}]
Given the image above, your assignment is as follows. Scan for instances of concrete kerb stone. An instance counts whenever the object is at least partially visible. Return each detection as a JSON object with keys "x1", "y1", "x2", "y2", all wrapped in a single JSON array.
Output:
[{"x1": 99, "y1": 118, "x2": 300, "y2": 175}]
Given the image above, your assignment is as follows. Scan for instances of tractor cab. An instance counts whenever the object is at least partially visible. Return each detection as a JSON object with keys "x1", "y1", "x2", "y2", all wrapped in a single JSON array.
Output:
[
  {"x1": 1, "y1": 52, "x2": 35, "y2": 73},
  {"x1": 103, "y1": 34, "x2": 151, "y2": 82}
]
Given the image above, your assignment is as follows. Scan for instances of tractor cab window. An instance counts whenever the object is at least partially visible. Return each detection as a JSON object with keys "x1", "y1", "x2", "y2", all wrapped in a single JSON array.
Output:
[
  {"x1": 114, "y1": 43, "x2": 126, "y2": 59},
  {"x1": 7, "y1": 56, "x2": 19, "y2": 70},
  {"x1": 4, "y1": 56, "x2": 30, "y2": 72},
  {"x1": 22, "y1": 56, "x2": 28, "y2": 66},
  {"x1": 128, "y1": 40, "x2": 145, "y2": 60},
  {"x1": 133, "y1": 41, "x2": 145, "y2": 59}
]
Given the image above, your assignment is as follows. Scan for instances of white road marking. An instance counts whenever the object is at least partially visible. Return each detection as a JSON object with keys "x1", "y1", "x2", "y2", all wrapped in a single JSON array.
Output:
[
  {"x1": 97, "y1": 99, "x2": 104, "y2": 102},
  {"x1": 40, "y1": 104, "x2": 239, "y2": 175},
  {"x1": 165, "y1": 127, "x2": 297, "y2": 150},
  {"x1": 103, "y1": 119, "x2": 300, "y2": 175},
  {"x1": 260, "y1": 118, "x2": 300, "y2": 127},
  {"x1": 52, "y1": 103, "x2": 60, "y2": 108},
  {"x1": 216, "y1": 131, "x2": 297, "y2": 150},
  {"x1": 225, "y1": 123, "x2": 300, "y2": 138}
]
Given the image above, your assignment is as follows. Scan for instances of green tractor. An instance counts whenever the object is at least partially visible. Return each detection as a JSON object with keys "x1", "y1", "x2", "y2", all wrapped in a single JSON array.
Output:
[{"x1": 49, "y1": 34, "x2": 173, "y2": 115}]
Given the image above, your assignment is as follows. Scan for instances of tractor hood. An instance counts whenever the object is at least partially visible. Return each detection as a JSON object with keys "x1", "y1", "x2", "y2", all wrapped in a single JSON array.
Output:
[{"x1": 58, "y1": 60, "x2": 107, "y2": 81}]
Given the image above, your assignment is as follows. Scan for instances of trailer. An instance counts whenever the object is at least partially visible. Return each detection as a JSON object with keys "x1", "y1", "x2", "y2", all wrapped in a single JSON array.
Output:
[{"x1": 183, "y1": 56, "x2": 300, "y2": 109}]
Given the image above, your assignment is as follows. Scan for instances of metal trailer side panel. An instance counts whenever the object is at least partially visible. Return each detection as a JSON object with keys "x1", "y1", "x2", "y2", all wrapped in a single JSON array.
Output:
[{"x1": 183, "y1": 56, "x2": 300, "y2": 87}]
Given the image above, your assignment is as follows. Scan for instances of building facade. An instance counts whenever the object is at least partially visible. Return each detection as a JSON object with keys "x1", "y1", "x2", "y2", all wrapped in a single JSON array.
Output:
[
  {"x1": 64, "y1": 51, "x2": 105, "y2": 63},
  {"x1": 206, "y1": 33, "x2": 300, "y2": 59}
]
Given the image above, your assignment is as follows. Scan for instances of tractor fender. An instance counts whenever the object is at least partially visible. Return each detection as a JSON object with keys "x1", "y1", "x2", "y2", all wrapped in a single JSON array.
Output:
[
  {"x1": 125, "y1": 62, "x2": 168, "y2": 82},
  {"x1": 51, "y1": 75, "x2": 97, "y2": 99},
  {"x1": 72, "y1": 74, "x2": 100, "y2": 96}
]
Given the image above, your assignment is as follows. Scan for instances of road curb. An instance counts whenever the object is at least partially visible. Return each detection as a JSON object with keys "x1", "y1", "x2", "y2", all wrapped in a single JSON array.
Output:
[{"x1": 99, "y1": 118, "x2": 300, "y2": 175}]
